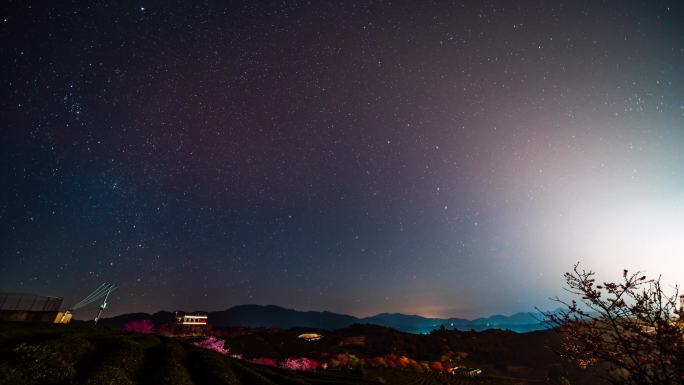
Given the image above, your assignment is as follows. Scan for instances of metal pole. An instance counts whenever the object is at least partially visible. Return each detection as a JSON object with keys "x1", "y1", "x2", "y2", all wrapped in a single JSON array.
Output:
[
  {"x1": 94, "y1": 307, "x2": 104, "y2": 324},
  {"x1": 93, "y1": 285, "x2": 113, "y2": 325}
]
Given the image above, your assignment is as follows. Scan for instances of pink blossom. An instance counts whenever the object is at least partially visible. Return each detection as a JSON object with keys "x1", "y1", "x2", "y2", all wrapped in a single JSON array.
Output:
[
  {"x1": 193, "y1": 336, "x2": 230, "y2": 354},
  {"x1": 123, "y1": 320, "x2": 154, "y2": 333},
  {"x1": 254, "y1": 358, "x2": 278, "y2": 367},
  {"x1": 281, "y1": 357, "x2": 321, "y2": 371}
]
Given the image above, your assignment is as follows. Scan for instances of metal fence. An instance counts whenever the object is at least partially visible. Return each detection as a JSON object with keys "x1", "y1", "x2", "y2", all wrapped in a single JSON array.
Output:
[{"x1": 0, "y1": 292, "x2": 63, "y2": 312}]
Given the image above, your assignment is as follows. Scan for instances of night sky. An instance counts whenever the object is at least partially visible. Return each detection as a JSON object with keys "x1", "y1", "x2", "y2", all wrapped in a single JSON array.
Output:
[{"x1": 2, "y1": 1, "x2": 684, "y2": 319}]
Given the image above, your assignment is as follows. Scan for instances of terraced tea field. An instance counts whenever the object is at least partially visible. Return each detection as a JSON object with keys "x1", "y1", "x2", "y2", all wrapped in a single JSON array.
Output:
[
  {"x1": 0, "y1": 322, "x2": 543, "y2": 385},
  {"x1": 363, "y1": 368, "x2": 533, "y2": 385}
]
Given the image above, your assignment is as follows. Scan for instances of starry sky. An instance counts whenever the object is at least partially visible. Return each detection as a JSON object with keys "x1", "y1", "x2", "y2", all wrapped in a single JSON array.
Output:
[{"x1": 2, "y1": 1, "x2": 684, "y2": 320}]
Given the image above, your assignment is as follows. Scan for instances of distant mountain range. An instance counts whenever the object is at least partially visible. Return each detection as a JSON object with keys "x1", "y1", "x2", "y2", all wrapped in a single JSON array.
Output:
[{"x1": 100, "y1": 304, "x2": 549, "y2": 333}]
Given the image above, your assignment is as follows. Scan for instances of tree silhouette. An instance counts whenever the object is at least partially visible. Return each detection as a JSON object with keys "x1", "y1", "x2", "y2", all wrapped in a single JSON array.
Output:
[{"x1": 546, "y1": 263, "x2": 684, "y2": 385}]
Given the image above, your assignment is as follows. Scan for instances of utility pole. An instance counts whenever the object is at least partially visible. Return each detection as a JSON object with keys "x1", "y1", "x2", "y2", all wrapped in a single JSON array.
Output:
[
  {"x1": 93, "y1": 285, "x2": 114, "y2": 325},
  {"x1": 68, "y1": 283, "x2": 118, "y2": 324}
]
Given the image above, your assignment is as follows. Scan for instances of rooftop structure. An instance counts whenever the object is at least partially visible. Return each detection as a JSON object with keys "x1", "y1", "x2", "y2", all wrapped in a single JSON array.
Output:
[
  {"x1": 449, "y1": 367, "x2": 483, "y2": 377},
  {"x1": 175, "y1": 312, "x2": 208, "y2": 326},
  {"x1": 0, "y1": 292, "x2": 64, "y2": 323}
]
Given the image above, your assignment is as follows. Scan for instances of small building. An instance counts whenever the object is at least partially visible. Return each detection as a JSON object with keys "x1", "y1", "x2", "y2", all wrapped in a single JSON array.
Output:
[
  {"x1": 0, "y1": 292, "x2": 67, "y2": 323},
  {"x1": 175, "y1": 312, "x2": 208, "y2": 326},
  {"x1": 54, "y1": 311, "x2": 73, "y2": 324},
  {"x1": 174, "y1": 312, "x2": 208, "y2": 335},
  {"x1": 297, "y1": 333, "x2": 323, "y2": 341},
  {"x1": 449, "y1": 367, "x2": 483, "y2": 377}
]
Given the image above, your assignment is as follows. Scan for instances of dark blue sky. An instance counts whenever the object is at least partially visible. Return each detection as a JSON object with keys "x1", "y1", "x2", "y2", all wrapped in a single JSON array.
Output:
[{"x1": 2, "y1": 0, "x2": 683, "y2": 319}]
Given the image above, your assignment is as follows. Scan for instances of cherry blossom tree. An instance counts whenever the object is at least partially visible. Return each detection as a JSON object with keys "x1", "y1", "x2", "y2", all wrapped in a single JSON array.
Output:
[
  {"x1": 280, "y1": 357, "x2": 320, "y2": 371},
  {"x1": 123, "y1": 320, "x2": 154, "y2": 333},
  {"x1": 430, "y1": 361, "x2": 444, "y2": 372},
  {"x1": 192, "y1": 336, "x2": 229, "y2": 355},
  {"x1": 547, "y1": 264, "x2": 684, "y2": 385},
  {"x1": 254, "y1": 358, "x2": 278, "y2": 367}
]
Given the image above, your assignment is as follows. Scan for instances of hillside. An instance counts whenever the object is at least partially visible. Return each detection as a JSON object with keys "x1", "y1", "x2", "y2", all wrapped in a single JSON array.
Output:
[
  {"x1": 0, "y1": 321, "x2": 378, "y2": 385},
  {"x1": 0, "y1": 323, "x2": 597, "y2": 385},
  {"x1": 217, "y1": 324, "x2": 606, "y2": 384}
]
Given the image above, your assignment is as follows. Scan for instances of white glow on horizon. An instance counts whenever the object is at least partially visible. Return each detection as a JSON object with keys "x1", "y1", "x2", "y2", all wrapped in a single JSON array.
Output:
[
  {"x1": 491, "y1": 121, "x2": 684, "y2": 310},
  {"x1": 576, "y1": 201, "x2": 684, "y2": 285}
]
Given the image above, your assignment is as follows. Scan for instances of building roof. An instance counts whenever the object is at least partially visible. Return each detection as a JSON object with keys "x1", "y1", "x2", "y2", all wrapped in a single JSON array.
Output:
[{"x1": 0, "y1": 293, "x2": 63, "y2": 312}]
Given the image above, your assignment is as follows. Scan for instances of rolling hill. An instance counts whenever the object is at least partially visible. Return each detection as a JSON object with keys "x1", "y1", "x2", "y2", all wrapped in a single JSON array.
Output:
[{"x1": 99, "y1": 304, "x2": 547, "y2": 333}]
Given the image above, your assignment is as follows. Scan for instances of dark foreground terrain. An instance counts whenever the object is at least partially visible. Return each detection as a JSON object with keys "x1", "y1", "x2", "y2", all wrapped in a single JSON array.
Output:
[
  {"x1": 0, "y1": 321, "x2": 604, "y2": 385},
  {"x1": 217, "y1": 324, "x2": 607, "y2": 384}
]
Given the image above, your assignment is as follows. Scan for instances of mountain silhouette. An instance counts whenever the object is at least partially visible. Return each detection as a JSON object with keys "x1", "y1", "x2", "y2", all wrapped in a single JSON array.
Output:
[{"x1": 100, "y1": 304, "x2": 547, "y2": 333}]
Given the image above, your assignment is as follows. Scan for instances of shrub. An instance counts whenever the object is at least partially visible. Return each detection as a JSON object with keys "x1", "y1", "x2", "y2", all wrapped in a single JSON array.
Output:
[
  {"x1": 48, "y1": 335, "x2": 94, "y2": 364},
  {"x1": 12, "y1": 343, "x2": 76, "y2": 384},
  {"x1": 0, "y1": 363, "x2": 27, "y2": 385},
  {"x1": 430, "y1": 361, "x2": 444, "y2": 372},
  {"x1": 152, "y1": 340, "x2": 194, "y2": 385},
  {"x1": 91, "y1": 336, "x2": 146, "y2": 378},
  {"x1": 409, "y1": 360, "x2": 423, "y2": 372},
  {"x1": 187, "y1": 348, "x2": 240, "y2": 385},
  {"x1": 227, "y1": 360, "x2": 279, "y2": 385},
  {"x1": 132, "y1": 333, "x2": 162, "y2": 349},
  {"x1": 80, "y1": 335, "x2": 148, "y2": 385},
  {"x1": 369, "y1": 356, "x2": 387, "y2": 368},
  {"x1": 384, "y1": 354, "x2": 399, "y2": 368},
  {"x1": 82, "y1": 364, "x2": 134, "y2": 385},
  {"x1": 346, "y1": 354, "x2": 360, "y2": 367}
]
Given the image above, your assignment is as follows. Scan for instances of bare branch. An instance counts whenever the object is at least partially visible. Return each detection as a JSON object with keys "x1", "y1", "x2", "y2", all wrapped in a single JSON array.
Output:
[{"x1": 546, "y1": 264, "x2": 684, "y2": 385}]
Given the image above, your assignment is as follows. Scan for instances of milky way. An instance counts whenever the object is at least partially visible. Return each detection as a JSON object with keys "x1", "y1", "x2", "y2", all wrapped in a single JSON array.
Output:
[{"x1": 2, "y1": 1, "x2": 683, "y2": 318}]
